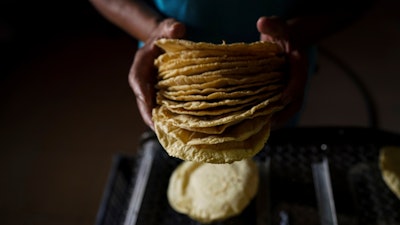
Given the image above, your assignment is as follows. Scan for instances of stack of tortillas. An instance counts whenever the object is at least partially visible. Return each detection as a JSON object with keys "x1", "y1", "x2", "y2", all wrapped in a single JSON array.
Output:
[{"x1": 152, "y1": 38, "x2": 287, "y2": 164}]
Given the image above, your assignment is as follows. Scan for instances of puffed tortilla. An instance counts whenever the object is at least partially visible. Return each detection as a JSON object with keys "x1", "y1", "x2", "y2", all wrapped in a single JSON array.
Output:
[{"x1": 167, "y1": 159, "x2": 259, "y2": 223}]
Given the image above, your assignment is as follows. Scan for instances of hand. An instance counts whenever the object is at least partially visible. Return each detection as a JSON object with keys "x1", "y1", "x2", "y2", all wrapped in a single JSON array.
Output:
[
  {"x1": 128, "y1": 18, "x2": 186, "y2": 130},
  {"x1": 257, "y1": 16, "x2": 309, "y2": 129}
]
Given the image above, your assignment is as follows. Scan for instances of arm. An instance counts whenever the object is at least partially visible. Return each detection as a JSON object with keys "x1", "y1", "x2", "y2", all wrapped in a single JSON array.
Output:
[
  {"x1": 257, "y1": 1, "x2": 375, "y2": 128},
  {"x1": 259, "y1": 0, "x2": 376, "y2": 51},
  {"x1": 88, "y1": 0, "x2": 163, "y2": 42},
  {"x1": 89, "y1": 0, "x2": 186, "y2": 129}
]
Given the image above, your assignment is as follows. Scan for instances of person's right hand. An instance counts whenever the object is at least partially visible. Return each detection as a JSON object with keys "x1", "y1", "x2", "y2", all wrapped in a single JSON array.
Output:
[
  {"x1": 128, "y1": 18, "x2": 186, "y2": 130},
  {"x1": 257, "y1": 16, "x2": 309, "y2": 130}
]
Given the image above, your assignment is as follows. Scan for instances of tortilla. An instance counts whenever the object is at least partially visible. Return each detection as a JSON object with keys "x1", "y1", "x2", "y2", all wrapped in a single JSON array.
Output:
[
  {"x1": 155, "y1": 117, "x2": 271, "y2": 163},
  {"x1": 159, "y1": 83, "x2": 283, "y2": 101},
  {"x1": 157, "y1": 92, "x2": 281, "y2": 110},
  {"x1": 167, "y1": 159, "x2": 259, "y2": 223},
  {"x1": 158, "y1": 56, "x2": 285, "y2": 79},
  {"x1": 379, "y1": 146, "x2": 400, "y2": 199},
  {"x1": 151, "y1": 38, "x2": 287, "y2": 163},
  {"x1": 153, "y1": 97, "x2": 282, "y2": 129},
  {"x1": 154, "y1": 113, "x2": 270, "y2": 145},
  {"x1": 155, "y1": 38, "x2": 283, "y2": 54}
]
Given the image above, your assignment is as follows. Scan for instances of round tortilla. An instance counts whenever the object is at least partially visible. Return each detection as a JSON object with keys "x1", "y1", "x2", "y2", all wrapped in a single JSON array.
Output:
[
  {"x1": 167, "y1": 159, "x2": 259, "y2": 223},
  {"x1": 379, "y1": 146, "x2": 400, "y2": 199}
]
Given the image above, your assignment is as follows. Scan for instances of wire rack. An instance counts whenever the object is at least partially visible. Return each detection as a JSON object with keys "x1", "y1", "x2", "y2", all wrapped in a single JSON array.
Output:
[{"x1": 96, "y1": 127, "x2": 400, "y2": 225}]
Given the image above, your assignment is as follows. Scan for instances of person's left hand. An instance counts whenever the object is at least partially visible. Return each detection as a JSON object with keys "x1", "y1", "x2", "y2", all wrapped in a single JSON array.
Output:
[
  {"x1": 257, "y1": 16, "x2": 309, "y2": 129},
  {"x1": 128, "y1": 18, "x2": 186, "y2": 130}
]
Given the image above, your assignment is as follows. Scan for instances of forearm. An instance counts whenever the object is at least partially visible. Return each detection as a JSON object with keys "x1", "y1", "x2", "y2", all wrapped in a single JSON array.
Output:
[{"x1": 89, "y1": 0, "x2": 163, "y2": 42}]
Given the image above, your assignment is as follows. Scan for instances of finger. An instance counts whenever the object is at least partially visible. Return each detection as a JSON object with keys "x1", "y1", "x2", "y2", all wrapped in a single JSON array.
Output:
[
  {"x1": 281, "y1": 51, "x2": 308, "y2": 105},
  {"x1": 129, "y1": 46, "x2": 158, "y2": 96},
  {"x1": 257, "y1": 16, "x2": 290, "y2": 52},
  {"x1": 257, "y1": 16, "x2": 272, "y2": 36},
  {"x1": 130, "y1": 76, "x2": 156, "y2": 130},
  {"x1": 137, "y1": 97, "x2": 155, "y2": 130},
  {"x1": 157, "y1": 18, "x2": 186, "y2": 40},
  {"x1": 128, "y1": 18, "x2": 186, "y2": 130},
  {"x1": 257, "y1": 16, "x2": 287, "y2": 36},
  {"x1": 164, "y1": 20, "x2": 186, "y2": 39},
  {"x1": 271, "y1": 51, "x2": 308, "y2": 129},
  {"x1": 128, "y1": 47, "x2": 158, "y2": 129},
  {"x1": 147, "y1": 19, "x2": 187, "y2": 53}
]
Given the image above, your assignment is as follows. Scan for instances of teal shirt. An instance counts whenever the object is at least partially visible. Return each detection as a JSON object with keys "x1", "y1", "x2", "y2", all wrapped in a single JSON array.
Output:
[
  {"x1": 149, "y1": 0, "x2": 317, "y2": 77},
  {"x1": 152, "y1": 0, "x2": 298, "y2": 44}
]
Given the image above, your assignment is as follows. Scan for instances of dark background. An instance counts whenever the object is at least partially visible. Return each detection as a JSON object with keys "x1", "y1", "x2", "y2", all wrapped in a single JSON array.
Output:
[
  {"x1": 0, "y1": 1, "x2": 128, "y2": 79},
  {"x1": 1, "y1": 2, "x2": 148, "y2": 225}
]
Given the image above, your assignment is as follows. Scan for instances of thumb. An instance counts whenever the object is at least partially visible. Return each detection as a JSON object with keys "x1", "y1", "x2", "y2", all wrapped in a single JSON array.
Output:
[
  {"x1": 257, "y1": 16, "x2": 287, "y2": 38},
  {"x1": 162, "y1": 19, "x2": 186, "y2": 39},
  {"x1": 257, "y1": 16, "x2": 290, "y2": 52}
]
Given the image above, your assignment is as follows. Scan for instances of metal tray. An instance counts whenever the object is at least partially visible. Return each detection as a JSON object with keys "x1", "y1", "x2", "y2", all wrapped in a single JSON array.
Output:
[{"x1": 96, "y1": 127, "x2": 400, "y2": 225}]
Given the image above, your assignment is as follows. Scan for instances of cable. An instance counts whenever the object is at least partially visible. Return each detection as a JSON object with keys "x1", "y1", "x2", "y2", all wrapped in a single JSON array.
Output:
[{"x1": 317, "y1": 46, "x2": 379, "y2": 129}]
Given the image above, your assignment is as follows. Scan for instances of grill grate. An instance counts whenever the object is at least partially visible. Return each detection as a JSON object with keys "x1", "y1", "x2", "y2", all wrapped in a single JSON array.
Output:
[{"x1": 96, "y1": 127, "x2": 400, "y2": 225}]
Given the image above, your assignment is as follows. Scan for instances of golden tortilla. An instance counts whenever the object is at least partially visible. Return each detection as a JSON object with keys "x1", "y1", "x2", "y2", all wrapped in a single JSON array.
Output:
[
  {"x1": 157, "y1": 92, "x2": 281, "y2": 110},
  {"x1": 158, "y1": 73, "x2": 283, "y2": 91},
  {"x1": 159, "y1": 83, "x2": 283, "y2": 101},
  {"x1": 155, "y1": 38, "x2": 283, "y2": 54},
  {"x1": 167, "y1": 159, "x2": 259, "y2": 223},
  {"x1": 164, "y1": 98, "x2": 272, "y2": 116},
  {"x1": 154, "y1": 113, "x2": 270, "y2": 145},
  {"x1": 159, "y1": 81, "x2": 282, "y2": 96},
  {"x1": 153, "y1": 98, "x2": 282, "y2": 129},
  {"x1": 158, "y1": 57, "x2": 285, "y2": 79},
  {"x1": 379, "y1": 145, "x2": 400, "y2": 199},
  {"x1": 155, "y1": 118, "x2": 271, "y2": 163},
  {"x1": 156, "y1": 55, "x2": 269, "y2": 72}
]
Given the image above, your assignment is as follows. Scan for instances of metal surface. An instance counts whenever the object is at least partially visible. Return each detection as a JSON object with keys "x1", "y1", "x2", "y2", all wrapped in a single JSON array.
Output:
[
  {"x1": 256, "y1": 157, "x2": 271, "y2": 225},
  {"x1": 124, "y1": 142, "x2": 156, "y2": 225},
  {"x1": 312, "y1": 157, "x2": 338, "y2": 225}
]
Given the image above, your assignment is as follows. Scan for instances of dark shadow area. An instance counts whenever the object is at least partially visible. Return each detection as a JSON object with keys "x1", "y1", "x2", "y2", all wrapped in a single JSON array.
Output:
[{"x1": 0, "y1": 1, "x2": 128, "y2": 81}]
